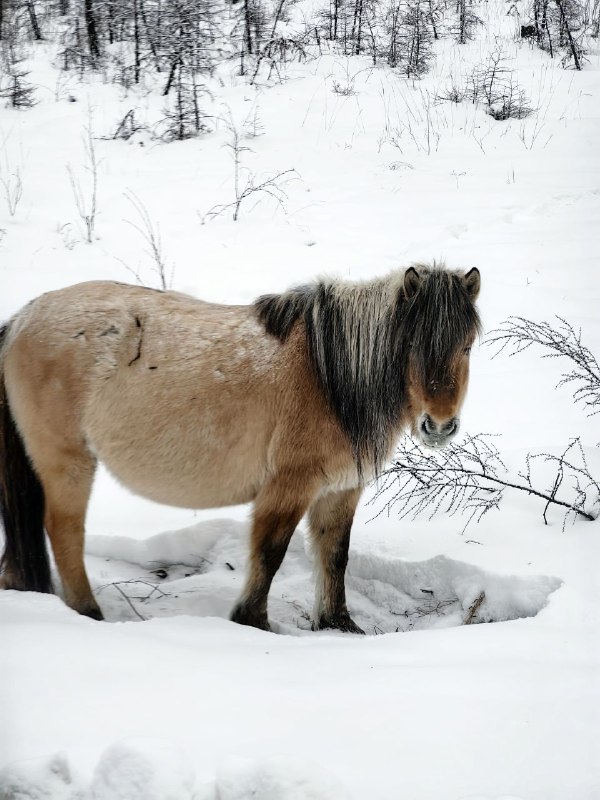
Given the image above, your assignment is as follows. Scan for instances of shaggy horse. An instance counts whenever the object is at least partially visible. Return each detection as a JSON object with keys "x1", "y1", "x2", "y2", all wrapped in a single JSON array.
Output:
[{"x1": 0, "y1": 263, "x2": 480, "y2": 633}]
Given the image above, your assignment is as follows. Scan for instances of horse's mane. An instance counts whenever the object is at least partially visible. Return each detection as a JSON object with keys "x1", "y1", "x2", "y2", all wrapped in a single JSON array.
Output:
[{"x1": 254, "y1": 264, "x2": 481, "y2": 477}]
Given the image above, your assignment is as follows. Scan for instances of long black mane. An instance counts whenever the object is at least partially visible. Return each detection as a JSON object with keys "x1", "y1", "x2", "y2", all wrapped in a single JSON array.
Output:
[{"x1": 254, "y1": 264, "x2": 480, "y2": 477}]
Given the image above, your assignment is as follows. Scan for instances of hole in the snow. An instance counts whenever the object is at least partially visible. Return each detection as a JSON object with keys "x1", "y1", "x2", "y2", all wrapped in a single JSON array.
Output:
[{"x1": 83, "y1": 520, "x2": 561, "y2": 634}]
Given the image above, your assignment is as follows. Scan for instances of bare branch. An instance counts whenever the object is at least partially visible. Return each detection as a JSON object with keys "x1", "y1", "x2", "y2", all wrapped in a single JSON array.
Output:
[
  {"x1": 486, "y1": 316, "x2": 600, "y2": 415},
  {"x1": 373, "y1": 434, "x2": 598, "y2": 531},
  {"x1": 123, "y1": 190, "x2": 174, "y2": 290},
  {"x1": 463, "y1": 591, "x2": 486, "y2": 624}
]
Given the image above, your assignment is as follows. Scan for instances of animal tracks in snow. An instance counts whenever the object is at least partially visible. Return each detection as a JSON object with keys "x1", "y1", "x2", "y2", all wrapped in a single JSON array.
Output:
[{"x1": 84, "y1": 520, "x2": 560, "y2": 635}]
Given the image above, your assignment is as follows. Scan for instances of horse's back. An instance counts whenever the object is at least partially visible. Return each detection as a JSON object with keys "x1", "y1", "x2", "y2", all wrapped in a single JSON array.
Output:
[{"x1": 3, "y1": 281, "x2": 292, "y2": 508}]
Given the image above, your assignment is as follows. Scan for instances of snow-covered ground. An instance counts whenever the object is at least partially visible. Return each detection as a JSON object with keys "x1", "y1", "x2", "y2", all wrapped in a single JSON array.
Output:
[{"x1": 1, "y1": 2, "x2": 599, "y2": 798}]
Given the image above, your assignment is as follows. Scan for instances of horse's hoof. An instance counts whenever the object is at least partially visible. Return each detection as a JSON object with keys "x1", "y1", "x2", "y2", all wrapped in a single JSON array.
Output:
[
  {"x1": 0, "y1": 570, "x2": 29, "y2": 592},
  {"x1": 80, "y1": 604, "x2": 104, "y2": 621},
  {"x1": 313, "y1": 613, "x2": 365, "y2": 634},
  {"x1": 230, "y1": 604, "x2": 270, "y2": 632}
]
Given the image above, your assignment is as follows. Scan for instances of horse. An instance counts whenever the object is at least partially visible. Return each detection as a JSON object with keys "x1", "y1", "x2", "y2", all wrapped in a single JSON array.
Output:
[{"x1": 0, "y1": 263, "x2": 481, "y2": 633}]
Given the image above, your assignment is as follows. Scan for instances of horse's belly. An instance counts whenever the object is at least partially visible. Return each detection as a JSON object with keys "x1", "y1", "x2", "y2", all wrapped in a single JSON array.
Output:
[
  {"x1": 91, "y1": 424, "x2": 267, "y2": 509},
  {"x1": 106, "y1": 456, "x2": 262, "y2": 509},
  {"x1": 83, "y1": 375, "x2": 273, "y2": 510}
]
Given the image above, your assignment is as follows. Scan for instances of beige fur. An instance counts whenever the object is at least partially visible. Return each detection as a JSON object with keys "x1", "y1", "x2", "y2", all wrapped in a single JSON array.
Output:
[
  {"x1": 1, "y1": 269, "x2": 479, "y2": 632},
  {"x1": 3, "y1": 282, "x2": 368, "y2": 628}
]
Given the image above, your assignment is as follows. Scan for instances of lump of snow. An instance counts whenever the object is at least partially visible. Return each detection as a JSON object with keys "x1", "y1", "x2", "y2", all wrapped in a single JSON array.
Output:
[
  {"x1": 451, "y1": 571, "x2": 562, "y2": 624},
  {"x1": 91, "y1": 739, "x2": 196, "y2": 800},
  {"x1": 0, "y1": 753, "x2": 87, "y2": 800},
  {"x1": 213, "y1": 756, "x2": 351, "y2": 800}
]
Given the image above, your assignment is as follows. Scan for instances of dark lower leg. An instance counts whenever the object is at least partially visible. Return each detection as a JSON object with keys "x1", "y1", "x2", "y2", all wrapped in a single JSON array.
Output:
[
  {"x1": 230, "y1": 531, "x2": 294, "y2": 630},
  {"x1": 231, "y1": 493, "x2": 309, "y2": 631},
  {"x1": 309, "y1": 489, "x2": 364, "y2": 634}
]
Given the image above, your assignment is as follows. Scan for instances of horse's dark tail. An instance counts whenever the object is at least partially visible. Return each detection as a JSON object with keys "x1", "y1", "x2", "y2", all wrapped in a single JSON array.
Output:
[{"x1": 0, "y1": 324, "x2": 52, "y2": 594}]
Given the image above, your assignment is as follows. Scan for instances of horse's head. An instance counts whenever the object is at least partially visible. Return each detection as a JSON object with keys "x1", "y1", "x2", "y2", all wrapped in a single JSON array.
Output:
[{"x1": 402, "y1": 265, "x2": 481, "y2": 449}]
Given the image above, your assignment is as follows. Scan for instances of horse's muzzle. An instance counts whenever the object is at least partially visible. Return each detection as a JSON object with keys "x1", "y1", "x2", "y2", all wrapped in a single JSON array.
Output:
[{"x1": 418, "y1": 413, "x2": 459, "y2": 449}]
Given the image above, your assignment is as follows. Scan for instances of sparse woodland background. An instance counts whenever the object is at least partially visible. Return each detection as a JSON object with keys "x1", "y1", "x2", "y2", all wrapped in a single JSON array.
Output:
[
  {"x1": 0, "y1": 0, "x2": 599, "y2": 793},
  {"x1": 0, "y1": 0, "x2": 598, "y2": 119},
  {"x1": 0, "y1": 0, "x2": 598, "y2": 531}
]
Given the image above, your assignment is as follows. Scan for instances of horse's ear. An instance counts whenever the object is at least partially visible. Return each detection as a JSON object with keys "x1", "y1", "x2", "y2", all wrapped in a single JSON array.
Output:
[
  {"x1": 463, "y1": 267, "x2": 481, "y2": 300},
  {"x1": 403, "y1": 267, "x2": 421, "y2": 300}
]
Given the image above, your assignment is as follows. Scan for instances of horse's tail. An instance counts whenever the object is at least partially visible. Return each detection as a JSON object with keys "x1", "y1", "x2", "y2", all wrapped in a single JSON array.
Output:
[{"x1": 0, "y1": 323, "x2": 52, "y2": 593}]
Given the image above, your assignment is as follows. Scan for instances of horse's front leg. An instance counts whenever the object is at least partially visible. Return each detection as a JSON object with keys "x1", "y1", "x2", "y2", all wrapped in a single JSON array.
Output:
[
  {"x1": 230, "y1": 472, "x2": 316, "y2": 631},
  {"x1": 308, "y1": 487, "x2": 364, "y2": 634}
]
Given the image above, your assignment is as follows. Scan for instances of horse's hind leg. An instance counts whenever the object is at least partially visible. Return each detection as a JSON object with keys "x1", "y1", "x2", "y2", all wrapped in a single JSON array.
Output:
[
  {"x1": 38, "y1": 448, "x2": 102, "y2": 620},
  {"x1": 308, "y1": 488, "x2": 364, "y2": 634},
  {"x1": 231, "y1": 473, "x2": 316, "y2": 631}
]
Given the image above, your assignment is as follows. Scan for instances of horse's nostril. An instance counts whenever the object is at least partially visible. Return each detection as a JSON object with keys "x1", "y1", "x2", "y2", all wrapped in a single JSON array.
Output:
[
  {"x1": 443, "y1": 418, "x2": 458, "y2": 436},
  {"x1": 421, "y1": 414, "x2": 436, "y2": 435}
]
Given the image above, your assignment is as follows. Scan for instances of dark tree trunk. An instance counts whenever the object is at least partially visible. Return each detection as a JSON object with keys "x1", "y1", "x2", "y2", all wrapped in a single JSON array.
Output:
[
  {"x1": 555, "y1": 0, "x2": 581, "y2": 68},
  {"x1": 26, "y1": 1, "x2": 42, "y2": 39},
  {"x1": 458, "y1": 0, "x2": 467, "y2": 43},
  {"x1": 133, "y1": 0, "x2": 140, "y2": 82},
  {"x1": 106, "y1": 0, "x2": 114, "y2": 44},
  {"x1": 139, "y1": 0, "x2": 160, "y2": 72},
  {"x1": 428, "y1": 0, "x2": 439, "y2": 38},
  {"x1": 163, "y1": 55, "x2": 181, "y2": 95},
  {"x1": 244, "y1": 0, "x2": 253, "y2": 55},
  {"x1": 331, "y1": 0, "x2": 339, "y2": 39},
  {"x1": 352, "y1": 0, "x2": 364, "y2": 54},
  {"x1": 84, "y1": 0, "x2": 101, "y2": 59}
]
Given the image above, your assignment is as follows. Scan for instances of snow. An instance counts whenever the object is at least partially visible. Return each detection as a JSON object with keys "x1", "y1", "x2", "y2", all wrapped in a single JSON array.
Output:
[
  {"x1": 91, "y1": 740, "x2": 196, "y2": 800},
  {"x1": 1, "y1": 1, "x2": 600, "y2": 798}
]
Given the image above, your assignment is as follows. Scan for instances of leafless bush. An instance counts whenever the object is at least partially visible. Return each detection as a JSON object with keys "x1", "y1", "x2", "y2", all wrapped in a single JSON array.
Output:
[
  {"x1": 66, "y1": 112, "x2": 99, "y2": 243},
  {"x1": 123, "y1": 190, "x2": 174, "y2": 290},
  {"x1": 372, "y1": 434, "x2": 506, "y2": 529},
  {"x1": 155, "y1": 63, "x2": 211, "y2": 142},
  {"x1": 0, "y1": 151, "x2": 23, "y2": 216},
  {"x1": 250, "y1": 0, "x2": 309, "y2": 84},
  {"x1": 329, "y1": 60, "x2": 371, "y2": 96},
  {"x1": 466, "y1": 44, "x2": 534, "y2": 121},
  {"x1": 373, "y1": 434, "x2": 599, "y2": 531},
  {"x1": 487, "y1": 316, "x2": 600, "y2": 415},
  {"x1": 486, "y1": 80, "x2": 535, "y2": 120},
  {"x1": 202, "y1": 110, "x2": 297, "y2": 223},
  {"x1": 436, "y1": 80, "x2": 467, "y2": 104},
  {"x1": 242, "y1": 102, "x2": 265, "y2": 138}
]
